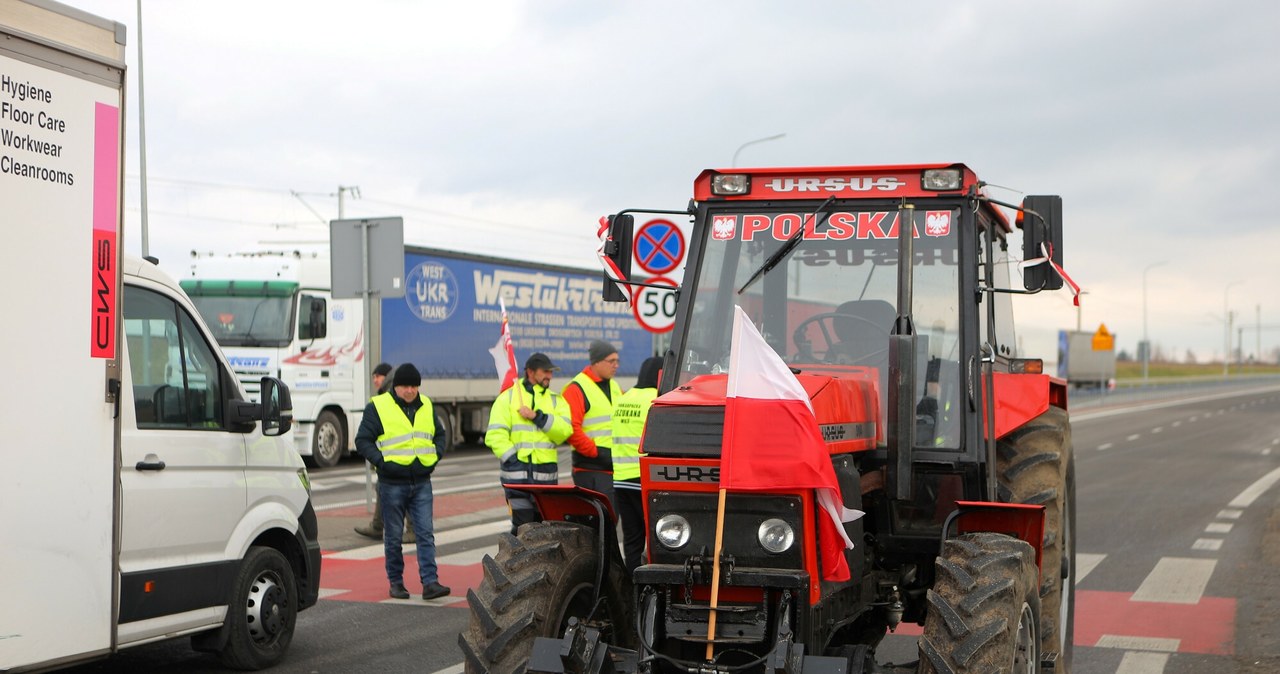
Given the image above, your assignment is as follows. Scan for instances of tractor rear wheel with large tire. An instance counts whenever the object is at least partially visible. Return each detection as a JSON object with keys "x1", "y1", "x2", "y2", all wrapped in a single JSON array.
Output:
[
  {"x1": 459, "y1": 521, "x2": 635, "y2": 674},
  {"x1": 996, "y1": 405, "x2": 1075, "y2": 671},
  {"x1": 919, "y1": 533, "x2": 1041, "y2": 674},
  {"x1": 307, "y1": 410, "x2": 345, "y2": 469}
]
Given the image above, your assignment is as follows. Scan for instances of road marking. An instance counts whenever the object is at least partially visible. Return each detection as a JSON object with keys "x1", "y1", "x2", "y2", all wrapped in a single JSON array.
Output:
[
  {"x1": 1218, "y1": 509, "x2": 1242, "y2": 519},
  {"x1": 1205, "y1": 522, "x2": 1233, "y2": 534},
  {"x1": 438, "y1": 544, "x2": 498, "y2": 566},
  {"x1": 430, "y1": 665, "x2": 464, "y2": 674},
  {"x1": 1190, "y1": 416, "x2": 1198, "y2": 422},
  {"x1": 1116, "y1": 651, "x2": 1171, "y2": 673},
  {"x1": 1132, "y1": 558, "x2": 1216, "y2": 604},
  {"x1": 326, "y1": 519, "x2": 510, "y2": 561},
  {"x1": 1264, "y1": 448, "x2": 1273, "y2": 456},
  {"x1": 1151, "y1": 426, "x2": 1163, "y2": 433},
  {"x1": 1076, "y1": 553, "x2": 1106, "y2": 583},
  {"x1": 1098, "y1": 635, "x2": 1180, "y2": 652},
  {"x1": 1192, "y1": 539, "x2": 1223, "y2": 551},
  {"x1": 1171, "y1": 420, "x2": 1181, "y2": 428},
  {"x1": 1228, "y1": 466, "x2": 1280, "y2": 508},
  {"x1": 1127, "y1": 434, "x2": 1141, "y2": 441},
  {"x1": 1098, "y1": 442, "x2": 1114, "y2": 451}
]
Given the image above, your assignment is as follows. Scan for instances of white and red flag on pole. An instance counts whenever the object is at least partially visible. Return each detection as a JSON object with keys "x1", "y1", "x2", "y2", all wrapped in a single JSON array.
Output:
[
  {"x1": 487, "y1": 297, "x2": 519, "y2": 393},
  {"x1": 720, "y1": 305, "x2": 863, "y2": 581}
]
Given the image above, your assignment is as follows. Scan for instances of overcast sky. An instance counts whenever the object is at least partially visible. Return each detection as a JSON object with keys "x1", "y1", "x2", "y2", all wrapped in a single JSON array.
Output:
[{"x1": 67, "y1": 0, "x2": 1280, "y2": 364}]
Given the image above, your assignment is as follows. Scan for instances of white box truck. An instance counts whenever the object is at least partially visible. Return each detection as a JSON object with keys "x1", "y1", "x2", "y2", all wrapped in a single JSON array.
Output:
[{"x1": 0, "y1": 2, "x2": 320, "y2": 671}]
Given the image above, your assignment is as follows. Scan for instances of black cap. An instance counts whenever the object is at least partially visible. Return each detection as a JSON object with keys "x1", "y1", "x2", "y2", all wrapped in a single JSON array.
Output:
[
  {"x1": 392, "y1": 363, "x2": 422, "y2": 388},
  {"x1": 373, "y1": 362, "x2": 393, "y2": 377},
  {"x1": 524, "y1": 352, "x2": 559, "y2": 371}
]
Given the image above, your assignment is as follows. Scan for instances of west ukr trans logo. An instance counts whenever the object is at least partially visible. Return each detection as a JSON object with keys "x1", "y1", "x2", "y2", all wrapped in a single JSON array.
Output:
[{"x1": 405, "y1": 261, "x2": 459, "y2": 323}]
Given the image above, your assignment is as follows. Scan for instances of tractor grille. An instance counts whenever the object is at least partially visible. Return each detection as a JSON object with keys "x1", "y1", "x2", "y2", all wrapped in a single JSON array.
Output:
[{"x1": 642, "y1": 405, "x2": 725, "y2": 457}]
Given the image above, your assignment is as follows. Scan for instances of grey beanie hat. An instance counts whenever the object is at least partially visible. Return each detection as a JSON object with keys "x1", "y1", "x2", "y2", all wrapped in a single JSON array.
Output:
[{"x1": 588, "y1": 340, "x2": 618, "y2": 364}]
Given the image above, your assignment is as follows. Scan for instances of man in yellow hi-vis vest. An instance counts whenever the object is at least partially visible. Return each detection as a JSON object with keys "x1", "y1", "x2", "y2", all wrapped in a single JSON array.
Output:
[
  {"x1": 611, "y1": 355, "x2": 663, "y2": 574},
  {"x1": 486, "y1": 353, "x2": 573, "y2": 535},
  {"x1": 355, "y1": 363, "x2": 450, "y2": 601}
]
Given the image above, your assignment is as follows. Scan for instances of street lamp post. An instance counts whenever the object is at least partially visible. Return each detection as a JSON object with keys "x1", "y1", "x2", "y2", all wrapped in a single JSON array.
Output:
[
  {"x1": 731, "y1": 133, "x2": 786, "y2": 168},
  {"x1": 1142, "y1": 261, "x2": 1167, "y2": 383},
  {"x1": 1224, "y1": 281, "x2": 1242, "y2": 378}
]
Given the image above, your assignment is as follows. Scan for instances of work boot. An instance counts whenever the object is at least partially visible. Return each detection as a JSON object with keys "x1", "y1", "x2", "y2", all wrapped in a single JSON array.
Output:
[
  {"x1": 422, "y1": 582, "x2": 451, "y2": 600},
  {"x1": 354, "y1": 492, "x2": 384, "y2": 539},
  {"x1": 389, "y1": 582, "x2": 410, "y2": 600}
]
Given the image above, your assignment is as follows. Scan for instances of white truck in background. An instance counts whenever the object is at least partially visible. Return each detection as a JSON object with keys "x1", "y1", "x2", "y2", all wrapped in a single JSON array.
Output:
[
  {"x1": 182, "y1": 247, "x2": 653, "y2": 468},
  {"x1": 1057, "y1": 329, "x2": 1118, "y2": 389},
  {"x1": 0, "y1": 2, "x2": 319, "y2": 670}
]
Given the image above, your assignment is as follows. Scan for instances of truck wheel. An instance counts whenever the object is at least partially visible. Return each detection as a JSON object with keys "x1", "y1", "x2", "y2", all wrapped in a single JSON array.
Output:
[
  {"x1": 996, "y1": 406, "x2": 1074, "y2": 672},
  {"x1": 920, "y1": 533, "x2": 1040, "y2": 674},
  {"x1": 458, "y1": 521, "x2": 634, "y2": 674},
  {"x1": 218, "y1": 546, "x2": 297, "y2": 670},
  {"x1": 308, "y1": 410, "x2": 345, "y2": 469}
]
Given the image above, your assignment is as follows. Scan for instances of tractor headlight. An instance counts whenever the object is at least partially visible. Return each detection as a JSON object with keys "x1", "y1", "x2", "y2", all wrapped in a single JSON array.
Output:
[
  {"x1": 922, "y1": 168, "x2": 962, "y2": 191},
  {"x1": 655, "y1": 514, "x2": 692, "y2": 550},
  {"x1": 757, "y1": 518, "x2": 795, "y2": 554},
  {"x1": 711, "y1": 173, "x2": 751, "y2": 196}
]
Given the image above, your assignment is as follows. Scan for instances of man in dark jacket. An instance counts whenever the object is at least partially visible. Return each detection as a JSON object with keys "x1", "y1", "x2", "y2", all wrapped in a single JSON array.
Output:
[{"x1": 355, "y1": 363, "x2": 451, "y2": 600}]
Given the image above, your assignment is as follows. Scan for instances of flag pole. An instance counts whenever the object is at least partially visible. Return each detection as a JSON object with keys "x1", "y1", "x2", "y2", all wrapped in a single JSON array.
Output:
[{"x1": 704, "y1": 487, "x2": 728, "y2": 660}]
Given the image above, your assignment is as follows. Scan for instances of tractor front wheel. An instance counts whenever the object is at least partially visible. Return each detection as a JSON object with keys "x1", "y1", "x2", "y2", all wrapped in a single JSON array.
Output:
[
  {"x1": 458, "y1": 521, "x2": 634, "y2": 674},
  {"x1": 919, "y1": 533, "x2": 1041, "y2": 674}
]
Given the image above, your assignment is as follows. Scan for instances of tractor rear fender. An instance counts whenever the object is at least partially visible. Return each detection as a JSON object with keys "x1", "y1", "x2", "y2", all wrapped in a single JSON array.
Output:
[
  {"x1": 943, "y1": 501, "x2": 1046, "y2": 575},
  {"x1": 504, "y1": 483, "x2": 619, "y2": 527}
]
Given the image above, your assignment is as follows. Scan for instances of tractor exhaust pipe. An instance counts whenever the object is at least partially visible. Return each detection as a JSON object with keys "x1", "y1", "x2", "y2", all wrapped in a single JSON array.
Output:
[{"x1": 887, "y1": 203, "x2": 918, "y2": 502}]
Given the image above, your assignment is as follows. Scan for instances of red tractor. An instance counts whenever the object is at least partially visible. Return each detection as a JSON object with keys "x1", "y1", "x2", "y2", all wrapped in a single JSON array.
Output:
[{"x1": 460, "y1": 164, "x2": 1075, "y2": 674}]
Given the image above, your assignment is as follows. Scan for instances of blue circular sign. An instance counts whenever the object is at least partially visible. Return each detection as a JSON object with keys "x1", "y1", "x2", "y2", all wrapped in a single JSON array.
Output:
[
  {"x1": 404, "y1": 261, "x2": 458, "y2": 324},
  {"x1": 634, "y1": 219, "x2": 685, "y2": 275}
]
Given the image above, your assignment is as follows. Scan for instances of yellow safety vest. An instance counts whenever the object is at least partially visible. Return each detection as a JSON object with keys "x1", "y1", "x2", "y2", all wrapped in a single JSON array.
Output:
[
  {"x1": 568, "y1": 372, "x2": 621, "y2": 470},
  {"x1": 372, "y1": 392, "x2": 438, "y2": 468},
  {"x1": 611, "y1": 387, "x2": 656, "y2": 482},
  {"x1": 486, "y1": 382, "x2": 572, "y2": 466}
]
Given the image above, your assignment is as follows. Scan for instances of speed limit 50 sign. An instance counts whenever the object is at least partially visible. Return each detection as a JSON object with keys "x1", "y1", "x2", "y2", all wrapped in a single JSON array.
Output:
[{"x1": 633, "y1": 276, "x2": 677, "y2": 333}]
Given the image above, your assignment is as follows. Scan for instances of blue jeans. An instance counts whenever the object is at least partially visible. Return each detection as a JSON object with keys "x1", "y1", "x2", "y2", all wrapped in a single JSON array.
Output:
[{"x1": 380, "y1": 479, "x2": 437, "y2": 586}]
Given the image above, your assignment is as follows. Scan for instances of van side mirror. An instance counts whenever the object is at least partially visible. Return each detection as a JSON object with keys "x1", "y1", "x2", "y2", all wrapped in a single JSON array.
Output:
[
  {"x1": 298, "y1": 295, "x2": 327, "y2": 340},
  {"x1": 1021, "y1": 195, "x2": 1063, "y2": 291},
  {"x1": 259, "y1": 376, "x2": 294, "y2": 437},
  {"x1": 601, "y1": 213, "x2": 634, "y2": 303}
]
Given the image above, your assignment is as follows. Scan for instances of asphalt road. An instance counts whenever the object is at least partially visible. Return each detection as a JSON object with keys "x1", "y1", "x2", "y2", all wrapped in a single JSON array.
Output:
[{"x1": 59, "y1": 379, "x2": 1280, "y2": 673}]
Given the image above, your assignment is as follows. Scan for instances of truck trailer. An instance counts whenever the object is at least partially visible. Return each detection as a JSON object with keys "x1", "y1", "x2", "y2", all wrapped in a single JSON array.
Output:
[
  {"x1": 1, "y1": 2, "x2": 319, "y2": 670},
  {"x1": 182, "y1": 246, "x2": 654, "y2": 467}
]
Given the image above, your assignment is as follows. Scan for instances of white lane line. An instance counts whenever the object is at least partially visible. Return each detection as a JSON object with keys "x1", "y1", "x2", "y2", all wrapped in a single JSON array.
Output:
[
  {"x1": 1272, "y1": 438, "x2": 1279, "y2": 445},
  {"x1": 438, "y1": 544, "x2": 498, "y2": 566},
  {"x1": 1132, "y1": 558, "x2": 1216, "y2": 604},
  {"x1": 1151, "y1": 427, "x2": 1163, "y2": 434},
  {"x1": 1192, "y1": 539, "x2": 1223, "y2": 551},
  {"x1": 1264, "y1": 448, "x2": 1273, "y2": 456},
  {"x1": 1076, "y1": 553, "x2": 1106, "y2": 583},
  {"x1": 1127, "y1": 434, "x2": 1141, "y2": 441},
  {"x1": 1115, "y1": 650, "x2": 1172, "y2": 673},
  {"x1": 1171, "y1": 420, "x2": 1181, "y2": 428},
  {"x1": 1100, "y1": 635, "x2": 1180, "y2": 652},
  {"x1": 327, "y1": 520, "x2": 510, "y2": 561},
  {"x1": 1205, "y1": 522, "x2": 1233, "y2": 534},
  {"x1": 1218, "y1": 509, "x2": 1243, "y2": 520},
  {"x1": 1229, "y1": 466, "x2": 1280, "y2": 508},
  {"x1": 1190, "y1": 416, "x2": 1198, "y2": 422},
  {"x1": 430, "y1": 665, "x2": 464, "y2": 674},
  {"x1": 1098, "y1": 442, "x2": 1114, "y2": 451}
]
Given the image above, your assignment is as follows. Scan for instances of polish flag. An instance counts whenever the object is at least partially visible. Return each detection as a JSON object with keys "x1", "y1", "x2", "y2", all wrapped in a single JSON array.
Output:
[
  {"x1": 720, "y1": 305, "x2": 863, "y2": 581},
  {"x1": 487, "y1": 297, "x2": 518, "y2": 392}
]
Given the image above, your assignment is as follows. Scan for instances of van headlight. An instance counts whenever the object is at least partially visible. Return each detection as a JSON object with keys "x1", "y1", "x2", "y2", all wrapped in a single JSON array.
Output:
[
  {"x1": 655, "y1": 514, "x2": 692, "y2": 550},
  {"x1": 758, "y1": 518, "x2": 795, "y2": 554}
]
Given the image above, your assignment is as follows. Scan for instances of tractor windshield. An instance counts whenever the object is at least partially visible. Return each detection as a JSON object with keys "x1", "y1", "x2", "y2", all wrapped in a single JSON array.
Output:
[{"x1": 677, "y1": 204, "x2": 962, "y2": 449}]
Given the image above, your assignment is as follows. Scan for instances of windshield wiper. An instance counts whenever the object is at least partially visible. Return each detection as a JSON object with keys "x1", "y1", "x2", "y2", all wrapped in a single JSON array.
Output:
[{"x1": 737, "y1": 196, "x2": 836, "y2": 295}]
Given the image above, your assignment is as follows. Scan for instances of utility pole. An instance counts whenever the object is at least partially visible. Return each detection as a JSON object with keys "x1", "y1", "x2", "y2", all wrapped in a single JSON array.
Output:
[{"x1": 338, "y1": 185, "x2": 361, "y2": 219}]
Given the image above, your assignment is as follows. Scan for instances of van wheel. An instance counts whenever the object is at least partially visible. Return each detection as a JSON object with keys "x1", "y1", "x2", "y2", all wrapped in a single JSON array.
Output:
[
  {"x1": 308, "y1": 410, "x2": 345, "y2": 468},
  {"x1": 219, "y1": 546, "x2": 297, "y2": 670}
]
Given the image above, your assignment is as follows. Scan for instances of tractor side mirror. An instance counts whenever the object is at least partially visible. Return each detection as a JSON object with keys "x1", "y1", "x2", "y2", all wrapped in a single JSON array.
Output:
[
  {"x1": 1020, "y1": 195, "x2": 1063, "y2": 291},
  {"x1": 601, "y1": 213, "x2": 634, "y2": 303}
]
